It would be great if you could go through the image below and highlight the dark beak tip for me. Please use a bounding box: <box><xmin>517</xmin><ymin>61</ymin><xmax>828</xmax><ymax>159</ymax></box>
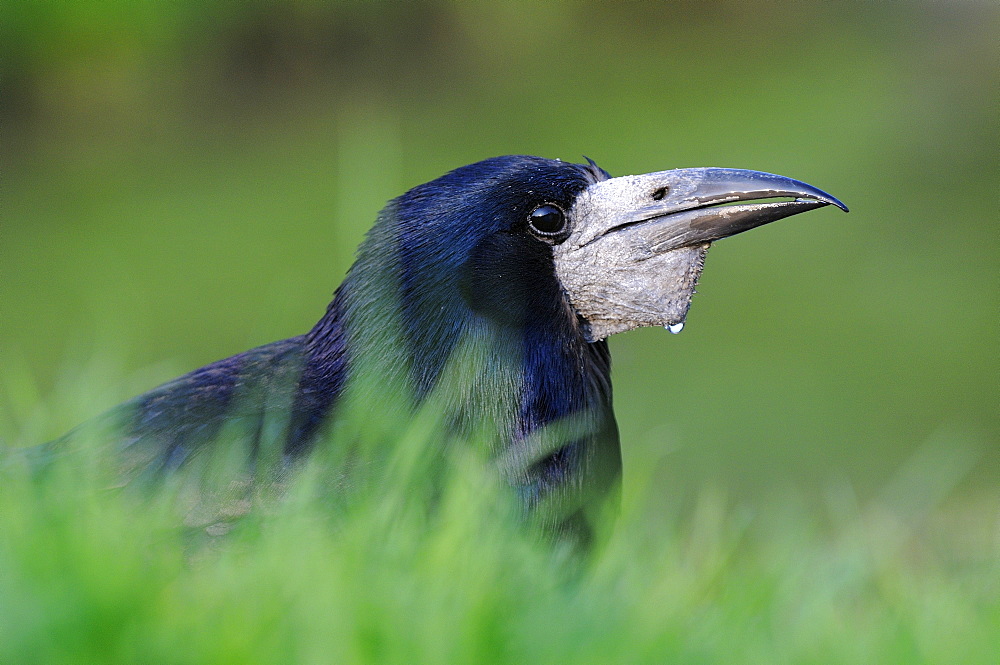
<box><xmin>821</xmin><ymin>196</ymin><xmax>849</xmax><ymax>214</ymax></box>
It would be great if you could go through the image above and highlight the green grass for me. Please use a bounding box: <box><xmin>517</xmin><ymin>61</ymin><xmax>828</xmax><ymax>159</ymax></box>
<box><xmin>2</xmin><ymin>364</ymin><xmax>997</xmax><ymax>665</ymax></box>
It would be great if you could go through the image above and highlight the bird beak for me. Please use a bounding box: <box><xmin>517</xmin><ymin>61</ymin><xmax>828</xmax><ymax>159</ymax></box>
<box><xmin>554</xmin><ymin>168</ymin><xmax>848</xmax><ymax>341</ymax></box>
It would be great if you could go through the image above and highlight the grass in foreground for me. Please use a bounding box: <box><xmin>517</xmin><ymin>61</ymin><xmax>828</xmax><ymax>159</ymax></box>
<box><xmin>1</xmin><ymin>362</ymin><xmax>997</xmax><ymax>665</ymax></box>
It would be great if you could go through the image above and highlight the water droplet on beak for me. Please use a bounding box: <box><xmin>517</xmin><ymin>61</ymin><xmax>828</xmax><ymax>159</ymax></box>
<box><xmin>666</xmin><ymin>322</ymin><xmax>684</xmax><ymax>334</ymax></box>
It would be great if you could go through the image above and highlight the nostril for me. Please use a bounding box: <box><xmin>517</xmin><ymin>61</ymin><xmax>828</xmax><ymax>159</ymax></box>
<box><xmin>652</xmin><ymin>187</ymin><xmax>668</xmax><ymax>201</ymax></box>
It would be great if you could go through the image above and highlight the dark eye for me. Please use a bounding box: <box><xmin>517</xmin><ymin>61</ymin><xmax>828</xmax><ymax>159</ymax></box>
<box><xmin>528</xmin><ymin>204</ymin><xmax>567</xmax><ymax>238</ymax></box>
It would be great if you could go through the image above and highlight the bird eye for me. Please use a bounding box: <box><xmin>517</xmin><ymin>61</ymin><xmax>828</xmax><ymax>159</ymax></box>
<box><xmin>528</xmin><ymin>204</ymin><xmax>567</xmax><ymax>239</ymax></box>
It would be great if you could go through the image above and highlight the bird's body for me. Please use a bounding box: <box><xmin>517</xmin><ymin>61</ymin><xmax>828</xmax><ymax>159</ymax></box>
<box><xmin>48</xmin><ymin>155</ymin><xmax>845</xmax><ymax>538</ymax></box>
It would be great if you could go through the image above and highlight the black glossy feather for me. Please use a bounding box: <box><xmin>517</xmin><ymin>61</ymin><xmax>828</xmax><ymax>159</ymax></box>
<box><xmin>44</xmin><ymin>156</ymin><xmax>622</xmax><ymax>537</ymax></box>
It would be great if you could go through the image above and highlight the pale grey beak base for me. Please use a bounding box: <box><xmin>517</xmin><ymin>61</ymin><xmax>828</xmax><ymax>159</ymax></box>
<box><xmin>554</xmin><ymin>167</ymin><xmax>847</xmax><ymax>342</ymax></box>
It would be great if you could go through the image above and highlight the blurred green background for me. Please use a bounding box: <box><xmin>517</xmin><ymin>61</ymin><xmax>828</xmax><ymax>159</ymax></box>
<box><xmin>2</xmin><ymin>0</ymin><xmax>997</xmax><ymax>504</ymax></box>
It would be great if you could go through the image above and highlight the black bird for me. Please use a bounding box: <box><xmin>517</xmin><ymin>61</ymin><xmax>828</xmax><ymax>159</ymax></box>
<box><xmin>51</xmin><ymin>156</ymin><xmax>846</xmax><ymax>537</ymax></box>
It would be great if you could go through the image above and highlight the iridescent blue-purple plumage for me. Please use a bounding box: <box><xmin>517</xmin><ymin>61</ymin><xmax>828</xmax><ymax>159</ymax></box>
<box><xmin>62</xmin><ymin>156</ymin><xmax>622</xmax><ymax>535</ymax></box>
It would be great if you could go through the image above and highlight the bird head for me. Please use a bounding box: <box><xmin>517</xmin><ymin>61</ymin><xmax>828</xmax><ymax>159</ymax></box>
<box><xmin>347</xmin><ymin>155</ymin><xmax>846</xmax><ymax>349</ymax></box>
